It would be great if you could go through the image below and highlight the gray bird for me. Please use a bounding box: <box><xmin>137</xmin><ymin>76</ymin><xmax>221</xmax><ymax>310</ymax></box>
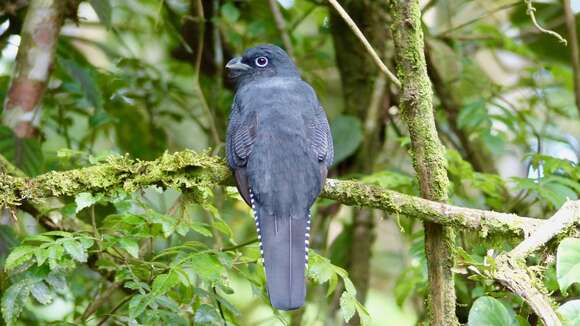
<box><xmin>225</xmin><ymin>44</ymin><xmax>333</xmax><ymax>310</ymax></box>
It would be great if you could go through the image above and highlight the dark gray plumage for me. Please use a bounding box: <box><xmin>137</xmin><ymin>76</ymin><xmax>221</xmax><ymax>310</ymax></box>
<box><xmin>225</xmin><ymin>44</ymin><xmax>333</xmax><ymax>310</ymax></box>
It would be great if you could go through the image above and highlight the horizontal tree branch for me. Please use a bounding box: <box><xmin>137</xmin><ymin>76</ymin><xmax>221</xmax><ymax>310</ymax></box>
<box><xmin>0</xmin><ymin>150</ymin><xmax>544</xmax><ymax>236</ymax></box>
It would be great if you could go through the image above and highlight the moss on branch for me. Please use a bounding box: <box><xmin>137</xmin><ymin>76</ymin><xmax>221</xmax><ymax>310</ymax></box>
<box><xmin>0</xmin><ymin>150</ymin><xmax>542</xmax><ymax>236</ymax></box>
<box><xmin>0</xmin><ymin>150</ymin><xmax>230</xmax><ymax>204</ymax></box>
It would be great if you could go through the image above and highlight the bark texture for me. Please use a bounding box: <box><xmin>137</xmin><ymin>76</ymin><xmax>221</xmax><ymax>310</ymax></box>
<box><xmin>0</xmin><ymin>150</ymin><xmax>542</xmax><ymax>235</ymax></box>
<box><xmin>2</xmin><ymin>0</ymin><xmax>68</xmax><ymax>138</ymax></box>
<box><xmin>389</xmin><ymin>1</ymin><xmax>458</xmax><ymax>325</ymax></box>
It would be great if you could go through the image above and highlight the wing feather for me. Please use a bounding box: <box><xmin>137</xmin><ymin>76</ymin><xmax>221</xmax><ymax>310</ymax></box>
<box><xmin>226</xmin><ymin>100</ymin><xmax>257</xmax><ymax>205</ymax></box>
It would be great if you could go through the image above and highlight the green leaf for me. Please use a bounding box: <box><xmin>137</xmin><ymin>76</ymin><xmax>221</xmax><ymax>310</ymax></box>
<box><xmin>46</xmin><ymin>272</ymin><xmax>67</xmax><ymax>295</ymax></box>
<box><xmin>118</xmin><ymin>238</ymin><xmax>140</xmax><ymax>258</ymax></box>
<box><xmin>210</xmin><ymin>217</ymin><xmax>233</xmax><ymax>239</ymax></box>
<box><xmin>79</xmin><ymin>237</ymin><xmax>94</xmax><ymax>250</ymax></box>
<box><xmin>152</xmin><ymin>272</ymin><xmax>179</xmax><ymax>295</ymax></box>
<box><xmin>47</xmin><ymin>245</ymin><xmax>65</xmax><ymax>270</ymax></box>
<box><xmin>457</xmin><ymin>100</ymin><xmax>489</xmax><ymax>131</ymax></box>
<box><xmin>60</xmin><ymin>58</ymin><xmax>103</xmax><ymax>111</ymax></box>
<box><xmin>362</xmin><ymin>171</ymin><xmax>414</xmax><ymax>192</ymax></box>
<box><xmin>1</xmin><ymin>281</ymin><xmax>30</xmax><ymax>325</ymax></box>
<box><xmin>190</xmin><ymin>222</ymin><xmax>213</xmax><ymax>238</ymax></box>
<box><xmin>354</xmin><ymin>300</ymin><xmax>371</xmax><ymax>326</ymax></box>
<box><xmin>307</xmin><ymin>252</ymin><xmax>335</xmax><ymax>284</ymax></box>
<box><xmin>146</xmin><ymin>212</ymin><xmax>176</xmax><ymax>237</ymax></box>
<box><xmin>62</xmin><ymin>239</ymin><xmax>88</xmax><ymax>262</ymax></box>
<box><xmin>75</xmin><ymin>192</ymin><xmax>97</xmax><ymax>213</ymax></box>
<box><xmin>557</xmin><ymin>238</ymin><xmax>580</xmax><ymax>293</ymax></box>
<box><xmin>128</xmin><ymin>294</ymin><xmax>147</xmax><ymax>319</ymax></box>
<box><xmin>221</xmin><ymin>2</ymin><xmax>240</xmax><ymax>23</ymax></box>
<box><xmin>4</xmin><ymin>246</ymin><xmax>36</xmax><ymax>271</ymax></box>
<box><xmin>467</xmin><ymin>296</ymin><xmax>517</xmax><ymax>326</ymax></box>
<box><xmin>558</xmin><ymin>300</ymin><xmax>580</xmax><ymax>326</ymax></box>
<box><xmin>339</xmin><ymin>292</ymin><xmax>356</xmax><ymax>323</ymax></box>
<box><xmin>34</xmin><ymin>248</ymin><xmax>49</xmax><ymax>267</ymax></box>
<box><xmin>89</xmin><ymin>0</ymin><xmax>112</xmax><ymax>27</ymax></box>
<box><xmin>0</xmin><ymin>225</ymin><xmax>18</xmax><ymax>251</ymax></box>
<box><xmin>539</xmin><ymin>181</ymin><xmax>577</xmax><ymax>208</ymax></box>
<box><xmin>189</xmin><ymin>254</ymin><xmax>225</xmax><ymax>282</ymax></box>
<box><xmin>394</xmin><ymin>269</ymin><xmax>417</xmax><ymax>307</ymax></box>
<box><xmin>0</xmin><ymin>126</ymin><xmax>44</xmax><ymax>176</ymax></box>
<box><xmin>342</xmin><ymin>277</ymin><xmax>357</xmax><ymax>297</ymax></box>
<box><xmin>194</xmin><ymin>304</ymin><xmax>221</xmax><ymax>325</ymax></box>
<box><xmin>330</xmin><ymin>115</ymin><xmax>363</xmax><ymax>165</ymax></box>
<box><xmin>43</xmin><ymin>231</ymin><xmax>73</xmax><ymax>237</ymax></box>
<box><xmin>30</xmin><ymin>281</ymin><xmax>52</xmax><ymax>305</ymax></box>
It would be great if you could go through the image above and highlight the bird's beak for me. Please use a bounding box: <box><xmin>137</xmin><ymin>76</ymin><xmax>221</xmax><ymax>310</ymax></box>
<box><xmin>226</xmin><ymin>57</ymin><xmax>251</xmax><ymax>71</ymax></box>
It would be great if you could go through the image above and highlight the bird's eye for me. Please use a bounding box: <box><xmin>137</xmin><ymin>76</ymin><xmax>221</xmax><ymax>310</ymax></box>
<box><xmin>255</xmin><ymin>56</ymin><xmax>268</xmax><ymax>67</ymax></box>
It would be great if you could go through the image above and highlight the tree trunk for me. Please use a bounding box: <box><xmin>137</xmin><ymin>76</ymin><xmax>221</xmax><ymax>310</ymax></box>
<box><xmin>389</xmin><ymin>1</ymin><xmax>458</xmax><ymax>325</ymax></box>
<box><xmin>2</xmin><ymin>0</ymin><xmax>69</xmax><ymax>139</ymax></box>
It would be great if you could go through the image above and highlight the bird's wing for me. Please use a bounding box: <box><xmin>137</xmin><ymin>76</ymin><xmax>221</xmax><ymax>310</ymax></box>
<box><xmin>304</xmin><ymin>104</ymin><xmax>333</xmax><ymax>192</ymax></box>
<box><xmin>309</xmin><ymin>105</ymin><xmax>334</xmax><ymax>166</ymax></box>
<box><xmin>226</xmin><ymin>101</ymin><xmax>257</xmax><ymax>206</ymax></box>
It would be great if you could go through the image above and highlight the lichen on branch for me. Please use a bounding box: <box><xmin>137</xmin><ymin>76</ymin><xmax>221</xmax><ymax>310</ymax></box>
<box><xmin>1</xmin><ymin>150</ymin><xmax>541</xmax><ymax>237</ymax></box>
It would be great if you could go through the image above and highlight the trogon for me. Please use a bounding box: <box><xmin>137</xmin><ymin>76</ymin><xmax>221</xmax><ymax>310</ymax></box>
<box><xmin>225</xmin><ymin>44</ymin><xmax>333</xmax><ymax>310</ymax></box>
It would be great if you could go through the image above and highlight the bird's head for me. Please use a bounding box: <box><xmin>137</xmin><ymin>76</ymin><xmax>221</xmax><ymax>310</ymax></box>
<box><xmin>226</xmin><ymin>44</ymin><xmax>299</xmax><ymax>87</ymax></box>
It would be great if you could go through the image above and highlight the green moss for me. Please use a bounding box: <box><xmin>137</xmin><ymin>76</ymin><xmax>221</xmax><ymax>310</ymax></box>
<box><xmin>389</xmin><ymin>0</ymin><xmax>456</xmax><ymax>324</ymax></box>
<box><xmin>0</xmin><ymin>150</ymin><xmax>231</xmax><ymax>209</ymax></box>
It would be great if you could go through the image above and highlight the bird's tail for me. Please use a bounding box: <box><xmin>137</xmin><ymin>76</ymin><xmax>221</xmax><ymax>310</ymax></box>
<box><xmin>253</xmin><ymin>204</ymin><xmax>310</xmax><ymax>310</ymax></box>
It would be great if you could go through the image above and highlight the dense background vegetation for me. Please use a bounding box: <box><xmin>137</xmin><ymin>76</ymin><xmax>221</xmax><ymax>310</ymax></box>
<box><xmin>0</xmin><ymin>0</ymin><xmax>579</xmax><ymax>325</ymax></box>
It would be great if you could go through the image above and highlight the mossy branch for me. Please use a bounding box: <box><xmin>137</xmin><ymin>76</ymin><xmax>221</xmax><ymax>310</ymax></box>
<box><xmin>489</xmin><ymin>201</ymin><xmax>580</xmax><ymax>326</ymax></box>
<box><xmin>1</xmin><ymin>150</ymin><xmax>542</xmax><ymax>236</ymax></box>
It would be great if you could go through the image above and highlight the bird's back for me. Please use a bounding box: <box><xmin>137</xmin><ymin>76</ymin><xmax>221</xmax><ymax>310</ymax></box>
<box><xmin>238</xmin><ymin>78</ymin><xmax>323</xmax><ymax>217</ymax></box>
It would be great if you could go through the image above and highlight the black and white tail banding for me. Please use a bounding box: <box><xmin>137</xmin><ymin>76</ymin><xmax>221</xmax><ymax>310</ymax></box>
<box><xmin>249</xmin><ymin>188</ymin><xmax>309</xmax><ymax>310</ymax></box>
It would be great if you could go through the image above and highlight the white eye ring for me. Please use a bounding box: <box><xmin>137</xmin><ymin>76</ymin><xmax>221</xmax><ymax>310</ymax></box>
<box><xmin>255</xmin><ymin>56</ymin><xmax>268</xmax><ymax>67</ymax></box>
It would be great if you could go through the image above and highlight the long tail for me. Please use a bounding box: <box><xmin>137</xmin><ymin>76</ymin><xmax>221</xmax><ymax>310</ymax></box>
<box><xmin>252</xmin><ymin>201</ymin><xmax>310</xmax><ymax>310</ymax></box>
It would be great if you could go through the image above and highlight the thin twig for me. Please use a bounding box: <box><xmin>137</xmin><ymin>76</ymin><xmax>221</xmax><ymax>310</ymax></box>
<box><xmin>438</xmin><ymin>1</ymin><xmax>520</xmax><ymax>36</ymax></box>
<box><xmin>192</xmin><ymin>0</ymin><xmax>221</xmax><ymax>146</ymax></box>
<box><xmin>290</xmin><ymin>4</ymin><xmax>317</xmax><ymax>32</ymax></box>
<box><xmin>221</xmin><ymin>238</ymin><xmax>258</xmax><ymax>251</ymax></box>
<box><xmin>81</xmin><ymin>282</ymin><xmax>122</xmax><ymax>321</ymax></box>
<box><xmin>193</xmin><ymin>0</ymin><xmax>205</xmax><ymax>76</ymax></box>
<box><xmin>326</xmin><ymin>0</ymin><xmax>401</xmax><ymax>88</ymax></box>
<box><xmin>268</xmin><ymin>0</ymin><xmax>294</xmax><ymax>59</ymax></box>
<box><xmin>563</xmin><ymin>0</ymin><xmax>580</xmax><ymax>116</ymax></box>
<box><xmin>96</xmin><ymin>294</ymin><xmax>133</xmax><ymax>326</ymax></box>
<box><xmin>524</xmin><ymin>0</ymin><xmax>567</xmax><ymax>44</ymax></box>
<box><xmin>212</xmin><ymin>286</ymin><xmax>227</xmax><ymax>326</ymax></box>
